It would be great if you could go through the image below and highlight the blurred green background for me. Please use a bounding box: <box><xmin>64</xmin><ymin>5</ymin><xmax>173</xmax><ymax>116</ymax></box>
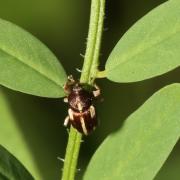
<box><xmin>0</xmin><ymin>0</ymin><xmax>179</xmax><ymax>179</ymax></box>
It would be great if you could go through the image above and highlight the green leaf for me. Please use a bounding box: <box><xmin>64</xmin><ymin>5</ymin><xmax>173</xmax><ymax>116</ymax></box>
<box><xmin>0</xmin><ymin>89</ymin><xmax>43</xmax><ymax>179</ymax></box>
<box><xmin>0</xmin><ymin>145</ymin><xmax>34</xmax><ymax>180</ymax></box>
<box><xmin>84</xmin><ymin>83</ymin><xmax>180</xmax><ymax>180</ymax></box>
<box><xmin>0</xmin><ymin>18</ymin><xmax>67</xmax><ymax>98</ymax></box>
<box><xmin>105</xmin><ymin>0</ymin><xmax>180</xmax><ymax>83</ymax></box>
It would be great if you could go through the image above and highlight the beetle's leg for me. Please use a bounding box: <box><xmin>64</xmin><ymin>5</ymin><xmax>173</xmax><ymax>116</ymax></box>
<box><xmin>64</xmin><ymin>116</ymin><xmax>70</xmax><ymax>126</ymax></box>
<box><xmin>63</xmin><ymin>75</ymin><xmax>75</xmax><ymax>94</ymax></box>
<box><xmin>63</xmin><ymin>97</ymin><xmax>68</xmax><ymax>103</ymax></box>
<box><xmin>93</xmin><ymin>84</ymin><xmax>101</xmax><ymax>97</ymax></box>
<box><xmin>67</xmin><ymin>75</ymin><xmax>75</xmax><ymax>83</ymax></box>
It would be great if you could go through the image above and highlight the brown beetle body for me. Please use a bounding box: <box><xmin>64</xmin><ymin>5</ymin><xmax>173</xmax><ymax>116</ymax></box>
<box><xmin>63</xmin><ymin>76</ymin><xmax>100</xmax><ymax>135</ymax></box>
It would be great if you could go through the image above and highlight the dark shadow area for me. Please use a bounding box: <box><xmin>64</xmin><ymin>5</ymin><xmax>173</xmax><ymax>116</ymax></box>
<box><xmin>2</xmin><ymin>88</ymin><xmax>67</xmax><ymax>180</ymax></box>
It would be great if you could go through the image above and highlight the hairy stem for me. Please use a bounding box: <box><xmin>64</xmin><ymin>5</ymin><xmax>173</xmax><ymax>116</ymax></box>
<box><xmin>80</xmin><ymin>0</ymin><xmax>105</xmax><ymax>84</ymax></box>
<box><xmin>62</xmin><ymin>127</ymin><xmax>82</xmax><ymax>180</ymax></box>
<box><xmin>62</xmin><ymin>0</ymin><xmax>105</xmax><ymax>180</ymax></box>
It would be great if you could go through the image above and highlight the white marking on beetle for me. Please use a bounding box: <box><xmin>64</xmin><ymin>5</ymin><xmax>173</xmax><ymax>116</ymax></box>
<box><xmin>90</xmin><ymin>106</ymin><xmax>96</xmax><ymax>118</ymax></box>
<box><xmin>78</xmin><ymin>102</ymin><xmax>83</xmax><ymax>112</ymax></box>
<box><xmin>80</xmin><ymin>117</ymin><xmax>88</xmax><ymax>135</ymax></box>
<box><xmin>68</xmin><ymin>109</ymin><xmax>74</xmax><ymax>120</ymax></box>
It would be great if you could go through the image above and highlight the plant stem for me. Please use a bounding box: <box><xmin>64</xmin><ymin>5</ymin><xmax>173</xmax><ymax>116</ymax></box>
<box><xmin>61</xmin><ymin>0</ymin><xmax>105</xmax><ymax>180</ymax></box>
<box><xmin>80</xmin><ymin>0</ymin><xmax>105</xmax><ymax>84</ymax></box>
<box><xmin>62</xmin><ymin>127</ymin><xmax>82</xmax><ymax>180</ymax></box>
<box><xmin>96</xmin><ymin>70</ymin><xmax>106</xmax><ymax>78</ymax></box>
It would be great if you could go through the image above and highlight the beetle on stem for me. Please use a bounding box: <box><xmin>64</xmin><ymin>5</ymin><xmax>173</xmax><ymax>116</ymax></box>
<box><xmin>63</xmin><ymin>75</ymin><xmax>100</xmax><ymax>135</ymax></box>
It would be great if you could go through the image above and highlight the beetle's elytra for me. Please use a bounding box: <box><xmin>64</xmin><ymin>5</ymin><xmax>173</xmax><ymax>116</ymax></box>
<box><xmin>63</xmin><ymin>75</ymin><xmax>100</xmax><ymax>135</ymax></box>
